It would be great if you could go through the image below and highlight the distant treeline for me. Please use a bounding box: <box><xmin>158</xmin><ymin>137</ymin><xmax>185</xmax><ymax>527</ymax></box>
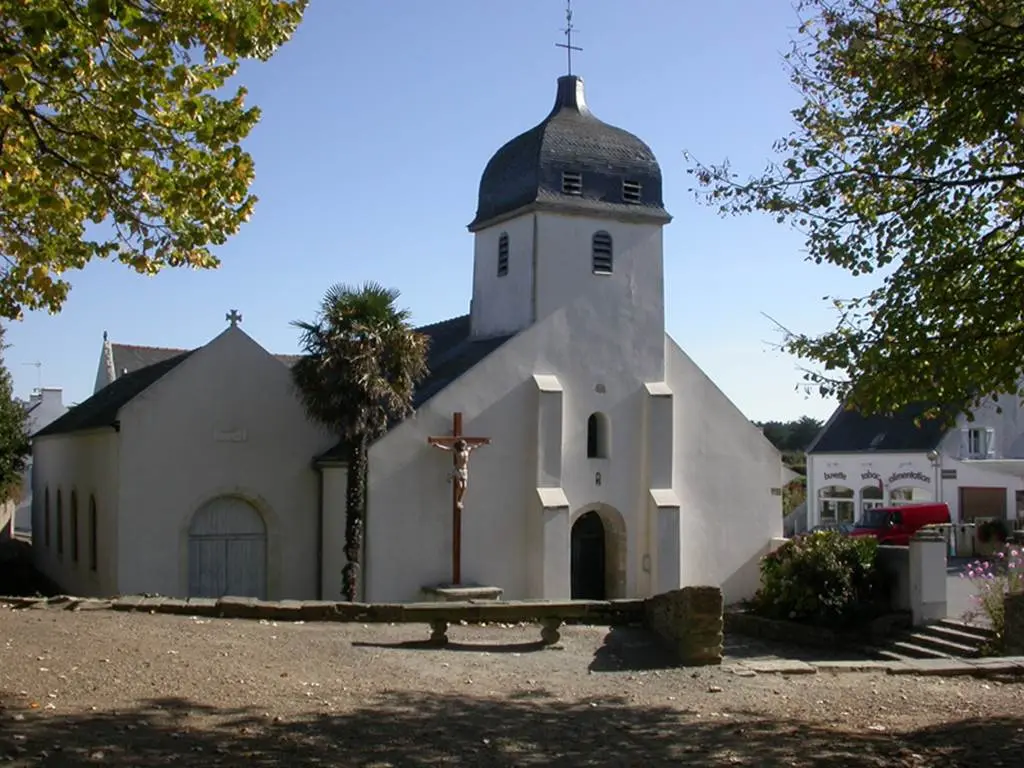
<box><xmin>754</xmin><ymin>416</ymin><xmax>823</xmax><ymax>454</ymax></box>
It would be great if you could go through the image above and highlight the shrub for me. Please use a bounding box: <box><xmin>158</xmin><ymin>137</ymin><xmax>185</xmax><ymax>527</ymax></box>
<box><xmin>751</xmin><ymin>530</ymin><xmax>888</xmax><ymax>628</ymax></box>
<box><xmin>977</xmin><ymin>519</ymin><xmax>1009</xmax><ymax>545</ymax></box>
<box><xmin>962</xmin><ymin>548</ymin><xmax>1024</xmax><ymax>652</ymax></box>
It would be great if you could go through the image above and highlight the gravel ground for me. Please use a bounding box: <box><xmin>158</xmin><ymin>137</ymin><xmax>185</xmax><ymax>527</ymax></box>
<box><xmin>1</xmin><ymin>606</ymin><xmax>1023</xmax><ymax>766</ymax></box>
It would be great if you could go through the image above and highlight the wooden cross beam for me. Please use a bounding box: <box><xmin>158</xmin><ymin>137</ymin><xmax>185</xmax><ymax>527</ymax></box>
<box><xmin>427</xmin><ymin>412</ymin><xmax>491</xmax><ymax>586</ymax></box>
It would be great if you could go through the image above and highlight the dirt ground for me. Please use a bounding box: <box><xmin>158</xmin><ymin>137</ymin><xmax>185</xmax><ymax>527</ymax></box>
<box><xmin>1</xmin><ymin>606</ymin><xmax>1023</xmax><ymax>766</ymax></box>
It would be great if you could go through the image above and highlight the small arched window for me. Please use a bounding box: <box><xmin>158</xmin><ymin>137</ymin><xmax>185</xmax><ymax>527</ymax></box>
<box><xmin>592</xmin><ymin>231</ymin><xmax>613</xmax><ymax>274</ymax></box>
<box><xmin>70</xmin><ymin>491</ymin><xmax>79</xmax><ymax>563</ymax></box>
<box><xmin>56</xmin><ymin>490</ymin><xmax>64</xmax><ymax>557</ymax></box>
<box><xmin>43</xmin><ymin>487</ymin><xmax>51</xmax><ymax>547</ymax></box>
<box><xmin>587</xmin><ymin>412</ymin><xmax>611</xmax><ymax>459</ymax></box>
<box><xmin>88</xmin><ymin>495</ymin><xmax>98</xmax><ymax>572</ymax></box>
<box><xmin>497</xmin><ymin>232</ymin><xmax>509</xmax><ymax>277</ymax></box>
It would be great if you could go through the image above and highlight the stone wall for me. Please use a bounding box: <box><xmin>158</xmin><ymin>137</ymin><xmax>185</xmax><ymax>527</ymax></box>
<box><xmin>1006</xmin><ymin>592</ymin><xmax>1024</xmax><ymax>656</ymax></box>
<box><xmin>644</xmin><ymin>586</ymin><xmax>723</xmax><ymax>666</ymax></box>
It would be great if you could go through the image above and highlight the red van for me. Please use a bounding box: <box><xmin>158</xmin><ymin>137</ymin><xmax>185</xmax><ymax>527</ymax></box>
<box><xmin>849</xmin><ymin>503</ymin><xmax>951</xmax><ymax>546</ymax></box>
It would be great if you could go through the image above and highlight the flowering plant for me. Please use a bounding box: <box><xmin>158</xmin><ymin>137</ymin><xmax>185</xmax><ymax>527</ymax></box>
<box><xmin>962</xmin><ymin>547</ymin><xmax>1023</xmax><ymax>650</ymax></box>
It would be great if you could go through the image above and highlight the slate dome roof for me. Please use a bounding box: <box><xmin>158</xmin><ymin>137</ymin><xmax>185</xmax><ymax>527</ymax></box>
<box><xmin>469</xmin><ymin>75</ymin><xmax>671</xmax><ymax>231</ymax></box>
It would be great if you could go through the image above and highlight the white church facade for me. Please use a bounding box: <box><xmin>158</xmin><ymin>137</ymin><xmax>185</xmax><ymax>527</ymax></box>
<box><xmin>31</xmin><ymin>74</ymin><xmax>785</xmax><ymax>605</ymax></box>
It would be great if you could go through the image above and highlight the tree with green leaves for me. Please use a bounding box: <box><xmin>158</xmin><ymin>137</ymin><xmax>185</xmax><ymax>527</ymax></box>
<box><xmin>688</xmin><ymin>0</ymin><xmax>1024</xmax><ymax>420</ymax></box>
<box><xmin>0</xmin><ymin>326</ymin><xmax>30</xmax><ymax>505</ymax></box>
<box><xmin>0</xmin><ymin>0</ymin><xmax>308</xmax><ymax>319</ymax></box>
<box><xmin>292</xmin><ymin>283</ymin><xmax>429</xmax><ymax>601</ymax></box>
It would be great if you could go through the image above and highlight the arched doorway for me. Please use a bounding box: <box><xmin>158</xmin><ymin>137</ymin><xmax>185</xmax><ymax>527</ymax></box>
<box><xmin>571</xmin><ymin>511</ymin><xmax>606</xmax><ymax>599</ymax></box>
<box><xmin>188</xmin><ymin>496</ymin><xmax>267</xmax><ymax>599</ymax></box>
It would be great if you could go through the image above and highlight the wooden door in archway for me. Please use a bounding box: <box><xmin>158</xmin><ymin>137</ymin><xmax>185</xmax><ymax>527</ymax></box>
<box><xmin>571</xmin><ymin>511</ymin><xmax>606</xmax><ymax>600</ymax></box>
<box><xmin>188</xmin><ymin>496</ymin><xmax>267</xmax><ymax>599</ymax></box>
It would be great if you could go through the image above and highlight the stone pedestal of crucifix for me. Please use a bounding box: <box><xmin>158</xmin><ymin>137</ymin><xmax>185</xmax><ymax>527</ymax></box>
<box><xmin>421</xmin><ymin>412</ymin><xmax>504</xmax><ymax>609</ymax></box>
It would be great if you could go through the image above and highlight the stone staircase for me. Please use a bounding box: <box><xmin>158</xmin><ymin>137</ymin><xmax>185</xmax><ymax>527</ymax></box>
<box><xmin>869</xmin><ymin>619</ymin><xmax>996</xmax><ymax>661</ymax></box>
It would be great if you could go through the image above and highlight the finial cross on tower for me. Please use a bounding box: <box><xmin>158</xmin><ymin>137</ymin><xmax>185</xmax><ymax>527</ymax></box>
<box><xmin>226</xmin><ymin>309</ymin><xmax>243</xmax><ymax>327</ymax></box>
<box><xmin>555</xmin><ymin>0</ymin><xmax>582</xmax><ymax>76</ymax></box>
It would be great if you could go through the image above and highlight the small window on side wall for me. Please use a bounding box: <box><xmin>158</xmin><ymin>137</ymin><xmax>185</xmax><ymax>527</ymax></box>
<box><xmin>592</xmin><ymin>231</ymin><xmax>613</xmax><ymax>274</ymax></box>
<box><xmin>88</xmin><ymin>495</ymin><xmax>98</xmax><ymax>572</ymax></box>
<box><xmin>44</xmin><ymin>487</ymin><xmax>51</xmax><ymax>547</ymax></box>
<box><xmin>587</xmin><ymin>412</ymin><xmax>610</xmax><ymax>459</ymax></box>
<box><xmin>497</xmin><ymin>232</ymin><xmax>509</xmax><ymax>277</ymax></box>
<box><xmin>56</xmin><ymin>490</ymin><xmax>64</xmax><ymax>557</ymax></box>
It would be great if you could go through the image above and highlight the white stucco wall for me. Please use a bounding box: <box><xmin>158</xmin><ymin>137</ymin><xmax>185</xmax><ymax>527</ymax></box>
<box><xmin>115</xmin><ymin>327</ymin><xmax>335</xmax><ymax>600</ymax></box>
<box><xmin>665</xmin><ymin>338</ymin><xmax>783</xmax><ymax>604</ymax></box>
<box><xmin>470</xmin><ymin>212</ymin><xmax>666</xmax><ymax>383</ymax></box>
<box><xmin>15</xmin><ymin>388</ymin><xmax>68</xmax><ymax>533</ymax></box>
<box><xmin>31</xmin><ymin>430</ymin><xmax>120</xmax><ymax>597</ymax></box>
<box><xmin>363</xmin><ymin>278</ymin><xmax>782</xmax><ymax>603</ymax></box>
<box><xmin>471</xmin><ymin>214</ymin><xmax>536</xmax><ymax>338</ymax></box>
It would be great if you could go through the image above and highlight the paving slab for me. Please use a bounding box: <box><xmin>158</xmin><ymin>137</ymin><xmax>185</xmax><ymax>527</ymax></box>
<box><xmin>810</xmin><ymin>660</ymin><xmax>892</xmax><ymax>674</ymax></box>
<box><xmin>741</xmin><ymin>659</ymin><xmax>817</xmax><ymax>675</ymax></box>
<box><xmin>886</xmin><ymin>657</ymin><xmax>977</xmax><ymax>676</ymax></box>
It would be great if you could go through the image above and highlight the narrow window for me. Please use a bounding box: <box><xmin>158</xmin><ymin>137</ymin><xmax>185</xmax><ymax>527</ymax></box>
<box><xmin>88</xmin><ymin>495</ymin><xmax>98</xmax><ymax>572</ymax></box>
<box><xmin>43</xmin><ymin>488</ymin><xmax>51</xmax><ymax>547</ymax></box>
<box><xmin>592</xmin><ymin>231</ymin><xmax>613</xmax><ymax>274</ymax></box>
<box><xmin>497</xmin><ymin>232</ymin><xmax>509</xmax><ymax>277</ymax></box>
<box><xmin>56</xmin><ymin>490</ymin><xmax>63</xmax><ymax>557</ymax></box>
<box><xmin>622</xmin><ymin>180</ymin><xmax>642</xmax><ymax>203</ymax></box>
<box><xmin>561</xmin><ymin>171</ymin><xmax>582</xmax><ymax>195</ymax></box>
<box><xmin>587</xmin><ymin>412</ymin><xmax>610</xmax><ymax>459</ymax></box>
<box><xmin>70</xmin><ymin>491</ymin><xmax>79</xmax><ymax>563</ymax></box>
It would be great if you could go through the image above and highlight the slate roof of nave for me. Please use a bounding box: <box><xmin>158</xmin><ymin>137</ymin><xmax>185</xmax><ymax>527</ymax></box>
<box><xmin>807</xmin><ymin>401</ymin><xmax>951</xmax><ymax>454</ymax></box>
<box><xmin>109</xmin><ymin>343</ymin><xmax>300</xmax><ymax>377</ymax></box>
<box><xmin>36</xmin><ymin>315</ymin><xmax>512</xmax><ymax>444</ymax></box>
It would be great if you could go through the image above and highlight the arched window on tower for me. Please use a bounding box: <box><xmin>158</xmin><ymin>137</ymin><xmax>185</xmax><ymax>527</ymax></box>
<box><xmin>497</xmin><ymin>232</ymin><xmax>509</xmax><ymax>277</ymax></box>
<box><xmin>587</xmin><ymin>412</ymin><xmax>610</xmax><ymax>459</ymax></box>
<box><xmin>592</xmin><ymin>231</ymin><xmax>613</xmax><ymax>275</ymax></box>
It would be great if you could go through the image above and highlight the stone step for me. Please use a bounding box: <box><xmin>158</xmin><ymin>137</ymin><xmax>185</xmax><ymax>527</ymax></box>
<box><xmin>873</xmin><ymin>647</ymin><xmax>914</xmax><ymax>662</ymax></box>
<box><xmin>886</xmin><ymin>640</ymin><xmax>952</xmax><ymax>660</ymax></box>
<box><xmin>936</xmin><ymin>617</ymin><xmax>996</xmax><ymax>640</ymax></box>
<box><xmin>903</xmin><ymin>631</ymin><xmax>983</xmax><ymax>658</ymax></box>
<box><xmin>921</xmin><ymin>623</ymin><xmax>989</xmax><ymax>650</ymax></box>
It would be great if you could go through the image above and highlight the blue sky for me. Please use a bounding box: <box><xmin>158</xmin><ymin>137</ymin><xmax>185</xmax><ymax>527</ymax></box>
<box><xmin>6</xmin><ymin>0</ymin><xmax>868</xmax><ymax>421</ymax></box>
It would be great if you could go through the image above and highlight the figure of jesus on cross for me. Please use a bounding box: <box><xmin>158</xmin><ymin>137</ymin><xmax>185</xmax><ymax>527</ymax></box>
<box><xmin>428</xmin><ymin>412</ymin><xmax>490</xmax><ymax>585</ymax></box>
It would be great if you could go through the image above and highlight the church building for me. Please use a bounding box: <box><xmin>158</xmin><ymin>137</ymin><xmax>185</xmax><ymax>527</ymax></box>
<box><xmin>30</xmin><ymin>73</ymin><xmax>785</xmax><ymax>605</ymax></box>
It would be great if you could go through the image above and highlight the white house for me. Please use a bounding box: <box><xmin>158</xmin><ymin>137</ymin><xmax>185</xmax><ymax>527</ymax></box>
<box><xmin>31</xmin><ymin>74</ymin><xmax>785</xmax><ymax>604</ymax></box>
<box><xmin>0</xmin><ymin>387</ymin><xmax>67</xmax><ymax>539</ymax></box>
<box><xmin>807</xmin><ymin>397</ymin><xmax>1024</xmax><ymax>527</ymax></box>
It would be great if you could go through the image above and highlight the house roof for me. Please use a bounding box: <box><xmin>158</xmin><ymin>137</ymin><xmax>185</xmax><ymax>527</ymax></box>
<box><xmin>35</xmin><ymin>351</ymin><xmax>194</xmax><ymax>438</ymax></box>
<box><xmin>316</xmin><ymin>314</ymin><xmax>513</xmax><ymax>462</ymax></box>
<box><xmin>808</xmin><ymin>401</ymin><xmax>951</xmax><ymax>454</ymax></box>
<box><xmin>469</xmin><ymin>76</ymin><xmax>670</xmax><ymax>231</ymax></box>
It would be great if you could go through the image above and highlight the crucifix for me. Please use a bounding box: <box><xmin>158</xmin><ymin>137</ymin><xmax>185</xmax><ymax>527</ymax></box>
<box><xmin>555</xmin><ymin>0</ymin><xmax>583</xmax><ymax>76</ymax></box>
<box><xmin>427</xmin><ymin>412</ymin><xmax>491</xmax><ymax>585</ymax></box>
<box><xmin>226</xmin><ymin>309</ymin><xmax>243</xmax><ymax>327</ymax></box>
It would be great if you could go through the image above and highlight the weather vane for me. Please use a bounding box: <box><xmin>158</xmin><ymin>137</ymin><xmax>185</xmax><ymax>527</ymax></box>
<box><xmin>555</xmin><ymin>0</ymin><xmax>582</xmax><ymax>76</ymax></box>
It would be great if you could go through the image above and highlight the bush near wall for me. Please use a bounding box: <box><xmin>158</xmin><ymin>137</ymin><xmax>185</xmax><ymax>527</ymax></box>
<box><xmin>750</xmin><ymin>531</ymin><xmax>890</xmax><ymax>629</ymax></box>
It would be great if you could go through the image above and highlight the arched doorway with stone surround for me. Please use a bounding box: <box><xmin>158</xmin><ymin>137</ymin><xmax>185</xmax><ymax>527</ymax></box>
<box><xmin>570</xmin><ymin>504</ymin><xmax>627</xmax><ymax>600</ymax></box>
<box><xmin>187</xmin><ymin>496</ymin><xmax>267</xmax><ymax>600</ymax></box>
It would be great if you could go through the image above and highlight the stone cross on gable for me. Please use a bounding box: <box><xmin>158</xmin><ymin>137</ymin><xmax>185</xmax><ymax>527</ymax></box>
<box><xmin>226</xmin><ymin>309</ymin><xmax>243</xmax><ymax>327</ymax></box>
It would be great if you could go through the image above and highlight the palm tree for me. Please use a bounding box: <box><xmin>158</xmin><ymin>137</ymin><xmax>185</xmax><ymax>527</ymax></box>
<box><xmin>292</xmin><ymin>282</ymin><xmax>429</xmax><ymax>601</ymax></box>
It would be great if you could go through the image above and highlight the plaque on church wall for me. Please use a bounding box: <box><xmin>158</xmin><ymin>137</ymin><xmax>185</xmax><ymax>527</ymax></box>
<box><xmin>214</xmin><ymin>429</ymin><xmax>247</xmax><ymax>443</ymax></box>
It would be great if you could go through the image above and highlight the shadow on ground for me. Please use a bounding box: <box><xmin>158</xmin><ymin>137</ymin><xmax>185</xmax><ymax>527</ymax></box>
<box><xmin>1</xmin><ymin>691</ymin><xmax>1022</xmax><ymax>766</ymax></box>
